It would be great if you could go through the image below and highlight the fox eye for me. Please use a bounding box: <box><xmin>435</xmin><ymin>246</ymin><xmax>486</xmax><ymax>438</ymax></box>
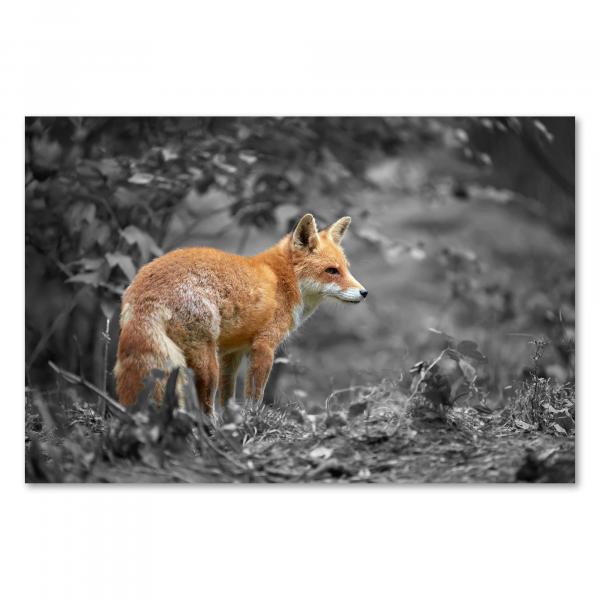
<box><xmin>325</xmin><ymin>267</ymin><xmax>340</xmax><ymax>275</ymax></box>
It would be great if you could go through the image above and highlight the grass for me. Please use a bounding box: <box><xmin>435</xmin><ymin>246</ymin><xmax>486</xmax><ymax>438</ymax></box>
<box><xmin>25</xmin><ymin>370</ymin><xmax>575</xmax><ymax>484</ymax></box>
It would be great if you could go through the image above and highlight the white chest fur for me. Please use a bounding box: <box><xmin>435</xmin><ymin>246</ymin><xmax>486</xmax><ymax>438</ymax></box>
<box><xmin>291</xmin><ymin>289</ymin><xmax>323</xmax><ymax>332</ymax></box>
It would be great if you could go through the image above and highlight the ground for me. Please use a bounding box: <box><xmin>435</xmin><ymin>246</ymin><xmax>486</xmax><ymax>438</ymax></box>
<box><xmin>25</xmin><ymin>381</ymin><xmax>575</xmax><ymax>484</ymax></box>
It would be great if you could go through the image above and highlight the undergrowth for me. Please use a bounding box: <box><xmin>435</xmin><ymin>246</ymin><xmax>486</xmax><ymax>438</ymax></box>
<box><xmin>25</xmin><ymin>358</ymin><xmax>575</xmax><ymax>483</ymax></box>
<box><xmin>508</xmin><ymin>376</ymin><xmax>575</xmax><ymax>434</ymax></box>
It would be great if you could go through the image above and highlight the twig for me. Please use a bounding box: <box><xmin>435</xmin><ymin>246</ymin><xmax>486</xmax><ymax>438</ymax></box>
<box><xmin>99</xmin><ymin>316</ymin><xmax>111</xmax><ymax>418</ymax></box>
<box><xmin>201</xmin><ymin>433</ymin><xmax>251</xmax><ymax>475</ymax></box>
<box><xmin>325</xmin><ymin>385</ymin><xmax>372</xmax><ymax>413</ymax></box>
<box><xmin>385</xmin><ymin>348</ymin><xmax>453</xmax><ymax>439</ymax></box>
<box><xmin>48</xmin><ymin>360</ymin><xmax>132</xmax><ymax>421</ymax></box>
<box><xmin>407</xmin><ymin>348</ymin><xmax>450</xmax><ymax>404</ymax></box>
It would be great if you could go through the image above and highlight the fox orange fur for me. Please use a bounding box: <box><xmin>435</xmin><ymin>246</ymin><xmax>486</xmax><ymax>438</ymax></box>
<box><xmin>114</xmin><ymin>214</ymin><xmax>367</xmax><ymax>411</ymax></box>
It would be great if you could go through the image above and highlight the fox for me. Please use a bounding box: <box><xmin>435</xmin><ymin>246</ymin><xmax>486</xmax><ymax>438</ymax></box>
<box><xmin>114</xmin><ymin>213</ymin><xmax>368</xmax><ymax>411</ymax></box>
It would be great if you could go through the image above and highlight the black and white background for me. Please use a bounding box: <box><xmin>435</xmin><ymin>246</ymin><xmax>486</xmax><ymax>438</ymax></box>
<box><xmin>24</xmin><ymin>115</ymin><xmax>575</xmax><ymax>485</ymax></box>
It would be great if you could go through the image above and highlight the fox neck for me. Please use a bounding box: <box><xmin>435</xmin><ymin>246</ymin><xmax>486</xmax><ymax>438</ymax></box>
<box><xmin>256</xmin><ymin>236</ymin><xmax>325</xmax><ymax>331</ymax></box>
<box><xmin>292</xmin><ymin>282</ymin><xmax>324</xmax><ymax>330</ymax></box>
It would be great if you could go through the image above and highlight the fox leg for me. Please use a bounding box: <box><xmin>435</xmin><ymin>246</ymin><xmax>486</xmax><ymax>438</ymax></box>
<box><xmin>218</xmin><ymin>351</ymin><xmax>244</xmax><ymax>406</ymax></box>
<box><xmin>185</xmin><ymin>341</ymin><xmax>219</xmax><ymax>413</ymax></box>
<box><xmin>244</xmin><ymin>341</ymin><xmax>275</xmax><ymax>404</ymax></box>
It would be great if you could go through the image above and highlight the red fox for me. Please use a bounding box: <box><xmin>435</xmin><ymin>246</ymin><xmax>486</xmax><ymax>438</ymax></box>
<box><xmin>114</xmin><ymin>213</ymin><xmax>367</xmax><ymax>411</ymax></box>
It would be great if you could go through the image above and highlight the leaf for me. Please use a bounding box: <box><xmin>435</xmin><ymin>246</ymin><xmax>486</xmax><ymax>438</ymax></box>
<box><xmin>64</xmin><ymin>201</ymin><xmax>96</xmax><ymax>235</ymax></box>
<box><xmin>445</xmin><ymin>348</ymin><xmax>461</xmax><ymax>360</ymax></box>
<box><xmin>553</xmin><ymin>423</ymin><xmax>567</xmax><ymax>435</ymax></box>
<box><xmin>287</xmin><ymin>408</ymin><xmax>306</xmax><ymax>425</ymax></box>
<box><xmin>128</xmin><ymin>172</ymin><xmax>154</xmax><ymax>185</ymax></box>
<box><xmin>80</xmin><ymin>220</ymin><xmax>105</xmax><ymax>252</ymax></box>
<box><xmin>409</xmin><ymin>247</ymin><xmax>426</xmax><ymax>261</ymax></box>
<box><xmin>139</xmin><ymin>446</ymin><xmax>162</xmax><ymax>469</ymax></box>
<box><xmin>66</xmin><ymin>271</ymin><xmax>102</xmax><ymax>286</ymax></box>
<box><xmin>533</xmin><ymin>120</ymin><xmax>554</xmax><ymax>143</ymax></box>
<box><xmin>428</xmin><ymin>328</ymin><xmax>455</xmax><ymax>343</ymax></box>
<box><xmin>325</xmin><ymin>412</ymin><xmax>347</xmax><ymax>429</ymax></box>
<box><xmin>239</xmin><ymin>151</ymin><xmax>257</xmax><ymax>164</ymax></box>
<box><xmin>76</xmin><ymin>162</ymin><xmax>104</xmax><ymax>181</ymax></box>
<box><xmin>95</xmin><ymin>222</ymin><xmax>111</xmax><ymax>247</ymax></box>
<box><xmin>457</xmin><ymin>340</ymin><xmax>487</xmax><ymax>363</ymax></box>
<box><xmin>554</xmin><ymin>414</ymin><xmax>575</xmax><ymax>433</ymax></box>
<box><xmin>114</xmin><ymin>186</ymin><xmax>140</xmax><ymax>209</ymax></box>
<box><xmin>348</xmin><ymin>400</ymin><xmax>368</xmax><ymax>419</ymax></box>
<box><xmin>160</xmin><ymin>147</ymin><xmax>179</xmax><ymax>161</ymax></box>
<box><xmin>467</xmin><ymin>184</ymin><xmax>516</xmax><ymax>204</ymax></box>
<box><xmin>514</xmin><ymin>419</ymin><xmax>535</xmax><ymax>431</ymax></box>
<box><xmin>309</xmin><ymin>446</ymin><xmax>333</xmax><ymax>460</ymax></box>
<box><xmin>70</xmin><ymin>257</ymin><xmax>104</xmax><ymax>272</ymax></box>
<box><xmin>478</xmin><ymin>152</ymin><xmax>492</xmax><ymax>166</ymax></box>
<box><xmin>120</xmin><ymin>225</ymin><xmax>163</xmax><ymax>264</ymax></box>
<box><xmin>457</xmin><ymin>359</ymin><xmax>477</xmax><ymax>383</ymax></box>
<box><xmin>97</xmin><ymin>158</ymin><xmax>125</xmax><ymax>181</ymax></box>
<box><xmin>213</xmin><ymin>154</ymin><xmax>237</xmax><ymax>174</ymax></box>
<box><xmin>100</xmin><ymin>299</ymin><xmax>117</xmax><ymax>319</ymax></box>
<box><xmin>32</xmin><ymin>134</ymin><xmax>62</xmax><ymax>170</ymax></box>
<box><xmin>105</xmin><ymin>252</ymin><xmax>137</xmax><ymax>281</ymax></box>
<box><xmin>409</xmin><ymin>361</ymin><xmax>426</xmax><ymax>374</ymax></box>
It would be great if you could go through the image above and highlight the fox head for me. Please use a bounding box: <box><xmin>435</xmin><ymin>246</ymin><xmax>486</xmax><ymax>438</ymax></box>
<box><xmin>290</xmin><ymin>213</ymin><xmax>368</xmax><ymax>304</ymax></box>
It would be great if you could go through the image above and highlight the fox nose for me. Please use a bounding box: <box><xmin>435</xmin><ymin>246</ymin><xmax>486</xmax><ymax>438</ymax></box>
<box><xmin>360</xmin><ymin>289</ymin><xmax>368</xmax><ymax>298</ymax></box>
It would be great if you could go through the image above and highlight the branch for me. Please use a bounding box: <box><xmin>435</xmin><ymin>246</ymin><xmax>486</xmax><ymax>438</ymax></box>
<box><xmin>48</xmin><ymin>361</ymin><xmax>132</xmax><ymax>421</ymax></box>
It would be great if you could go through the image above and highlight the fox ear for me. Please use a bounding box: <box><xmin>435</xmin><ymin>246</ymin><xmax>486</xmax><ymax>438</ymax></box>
<box><xmin>292</xmin><ymin>213</ymin><xmax>319</xmax><ymax>251</ymax></box>
<box><xmin>327</xmin><ymin>216</ymin><xmax>351</xmax><ymax>244</ymax></box>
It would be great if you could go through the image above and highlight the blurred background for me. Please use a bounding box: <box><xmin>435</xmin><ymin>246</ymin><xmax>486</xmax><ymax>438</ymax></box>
<box><xmin>25</xmin><ymin>117</ymin><xmax>575</xmax><ymax>409</ymax></box>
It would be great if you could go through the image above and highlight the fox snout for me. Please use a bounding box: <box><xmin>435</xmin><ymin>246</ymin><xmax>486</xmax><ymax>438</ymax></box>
<box><xmin>335</xmin><ymin>285</ymin><xmax>368</xmax><ymax>303</ymax></box>
<box><xmin>328</xmin><ymin>272</ymin><xmax>368</xmax><ymax>303</ymax></box>
<box><xmin>339</xmin><ymin>273</ymin><xmax>368</xmax><ymax>303</ymax></box>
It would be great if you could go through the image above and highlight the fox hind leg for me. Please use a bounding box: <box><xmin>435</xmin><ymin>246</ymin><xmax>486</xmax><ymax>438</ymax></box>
<box><xmin>185</xmin><ymin>340</ymin><xmax>219</xmax><ymax>413</ymax></box>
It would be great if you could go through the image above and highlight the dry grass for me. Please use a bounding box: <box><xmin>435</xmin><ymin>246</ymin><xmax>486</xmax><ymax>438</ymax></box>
<box><xmin>508</xmin><ymin>376</ymin><xmax>575</xmax><ymax>434</ymax></box>
<box><xmin>25</xmin><ymin>369</ymin><xmax>575</xmax><ymax>483</ymax></box>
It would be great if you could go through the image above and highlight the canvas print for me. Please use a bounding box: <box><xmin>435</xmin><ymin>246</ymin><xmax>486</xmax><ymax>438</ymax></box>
<box><xmin>25</xmin><ymin>117</ymin><xmax>575</xmax><ymax>483</ymax></box>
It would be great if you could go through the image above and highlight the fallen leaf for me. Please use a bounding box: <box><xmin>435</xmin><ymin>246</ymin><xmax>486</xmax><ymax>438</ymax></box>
<box><xmin>128</xmin><ymin>172</ymin><xmax>154</xmax><ymax>185</ymax></box>
<box><xmin>309</xmin><ymin>446</ymin><xmax>333</xmax><ymax>460</ymax></box>
<box><xmin>553</xmin><ymin>423</ymin><xmax>567</xmax><ymax>435</ymax></box>
<box><xmin>457</xmin><ymin>340</ymin><xmax>487</xmax><ymax>363</ymax></box>
<box><xmin>348</xmin><ymin>401</ymin><xmax>369</xmax><ymax>419</ymax></box>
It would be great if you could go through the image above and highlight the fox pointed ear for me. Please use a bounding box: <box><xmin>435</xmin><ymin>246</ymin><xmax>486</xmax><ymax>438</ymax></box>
<box><xmin>292</xmin><ymin>213</ymin><xmax>319</xmax><ymax>251</ymax></box>
<box><xmin>327</xmin><ymin>216</ymin><xmax>351</xmax><ymax>244</ymax></box>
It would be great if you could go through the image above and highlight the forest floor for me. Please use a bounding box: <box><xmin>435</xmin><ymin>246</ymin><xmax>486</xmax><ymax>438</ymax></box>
<box><xmin>25</xmin><ymin>380</ymin><xmax>575</xmax><ymax>484</ymax></box>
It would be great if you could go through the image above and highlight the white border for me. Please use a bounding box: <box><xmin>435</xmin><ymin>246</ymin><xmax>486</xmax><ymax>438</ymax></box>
<box><xmin>3</xmin><ymin>2</ymin><xmax>598</xmax><ymax>599</ymax></box>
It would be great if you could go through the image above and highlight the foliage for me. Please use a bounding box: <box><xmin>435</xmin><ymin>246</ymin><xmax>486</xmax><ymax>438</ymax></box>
<box><xmin>25</xmin><ymin>117</ymin><xmax>461</xmax><ymax>381</ymax></box>
<box><xmin>406</xmin><ymin>331</ymin><xmax>488</xmax><ymax>416</ymax></box>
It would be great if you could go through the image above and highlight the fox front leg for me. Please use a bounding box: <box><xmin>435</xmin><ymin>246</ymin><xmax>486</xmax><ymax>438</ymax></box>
<box><xmin>219</xmin><ymin>350</ymin><xmax>244</xmax><ymax>406</ymax></box>
<box><xmin>244</xmin><ymin>341</ymin><xmax>275</xmax><ymax>404</ymax></box>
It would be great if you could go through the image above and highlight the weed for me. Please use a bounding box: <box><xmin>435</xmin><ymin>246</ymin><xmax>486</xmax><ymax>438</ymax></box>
<box><xmin>508</xmin><ymin>376</ymin><xmax>575</xmax><ymax>435</ymax></box>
